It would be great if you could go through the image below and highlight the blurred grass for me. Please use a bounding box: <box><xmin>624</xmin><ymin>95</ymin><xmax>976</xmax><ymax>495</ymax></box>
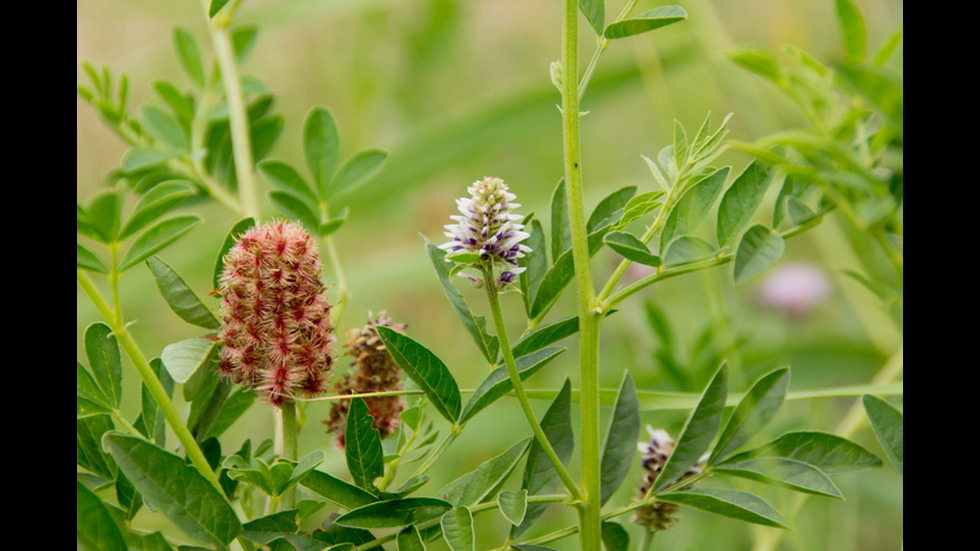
<box><xmin>78</xmin><ymin>0</ymin><xmax>902</xmax><ymax>548</ymax></box>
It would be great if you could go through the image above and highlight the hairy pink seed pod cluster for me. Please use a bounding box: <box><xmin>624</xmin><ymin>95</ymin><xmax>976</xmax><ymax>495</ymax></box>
<box><xmin>216</xmin><ymin>220</ymin><xmax>334</xmax><ymax>406</ymax></box>
<box><xmin>632</xmin><ymin>427</ymin><xmax>704</xmax><ymax>532</ymax></box>
<box><xmin>324</xmin><ymin>312</ymin><xmax>407</xmax><ymax>448</ymax></box>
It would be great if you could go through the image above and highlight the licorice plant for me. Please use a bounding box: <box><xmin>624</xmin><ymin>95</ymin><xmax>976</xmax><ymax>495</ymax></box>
<box><xmin>78</xmin><ymin>1</ymin><xmax>903</xmax><ymax>550</ymax></box>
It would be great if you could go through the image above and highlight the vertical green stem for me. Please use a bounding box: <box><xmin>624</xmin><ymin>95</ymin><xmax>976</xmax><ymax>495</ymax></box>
<box><xmin>209</xmin><ymin>17</ymin><xmax>260</xmax><ymax>220</ymax></box>
<box><xmin>640</xmin><ymin>528</ymin><xmax>657</xmax><ymax>551</ymax></box>
<box><xmin>483</xmin><ymin>269</ymin><xmax>584</xmax><ymax>502</ymax></box>
<box><xmin>560</xmin><ymin>1</ymin><xmax>603</xmax><ymax>547</ymax></box>
<box><xmin>77</xmin><ymin>270</ymin><xmax>227</xmax><ymax>497</ymax></box>
<box><xmin>280</xmin><ymin>400</ymin><xmax>299</xmax><ymax>510</ymax></box>
<box><xmin>319</xmin><ymin>202</ymin><xmax>349</xmax><ymax>325</ymax></box>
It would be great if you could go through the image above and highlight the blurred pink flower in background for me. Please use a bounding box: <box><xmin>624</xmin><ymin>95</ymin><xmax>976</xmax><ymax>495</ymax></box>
<box><xmin>756</xmin><ymin>262</ymin><xmax>831</xmax><ymax>317</ymax></box>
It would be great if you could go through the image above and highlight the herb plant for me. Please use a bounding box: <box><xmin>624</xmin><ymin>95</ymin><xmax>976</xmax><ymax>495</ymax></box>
<box><xmin>78</xmin><ymin>1</ymin><xmax>902</xmax><ymax>550</ymax></box>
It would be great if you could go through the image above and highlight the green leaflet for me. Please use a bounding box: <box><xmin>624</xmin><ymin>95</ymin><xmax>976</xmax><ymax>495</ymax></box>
<box><xmin>208</xmin><ymin>0</ymin><xmax>231</xmax><ymax>19</ymax></box>
<box><xmin>725</xmin><ymin>48</ymin><xmax>782</xmax><ymax>82</ymax></box>
<box><xmin>332</xmin><ymin>148</ymin><xmax>388</xmax><ymax>196</ymax></box>
<box><xmin>663</xmin><ymin>235</ymin><xmax>716</xmax><ymax>267</ymax></box>
<box><xmin>301</xmin><ymin>470</ymin><xmax>377</xmax><ymax>510</ymax></box>
<box><xmin>723</xmin><ymin>431</ymin><xmax>882</xmax><ymax>474</ymax></box>
<box><xmin>713</xmin><ymin>457</ymin><xmax>844</xmax><ymax>499</ymax></box>
<box><xmin>733</xmin><ymin>225</ymin><xmax>785</xmax><ymax>284</ymax></box>
<box><xmin>651</xmin><ymin>363</ymin><xmax>727</xmax><ymax>495</ymax></box>
<box><xmin>710</xmin><ymin>368</ymin><xmax>790</xmax><ymax>465</ymax></box>
<box><xmin>587</xmin><ymin>186</ymin><xmax>637</xmax><ymax>233</ymax></box>
<box><xmin>269</xmin><ymin>190</ymin><xmax>322</xmax><ymax>235</ymax></box>
<box><xmin>103</xmin><ymin>433</ymin><xmax>241</xmax><ymax>547</ymax></box>
<box><xmin>520</xmin><ymin>219</ymin><xmax>548</xmax><ymax>316</ymax></box>
<box><xmin>84</xmin><ymin>323</ymin><xmax>122</xmax><ymax>410</ymax></box>
<box><xmin>76</xmin><ymin>480</ymin><xmax>126</xmax><ymax>551</ymax></box>
<box><xmin>604</xmin><ymin>5</ymin><xmax>687</xmax><ymax>39</ymax></box>
<box><xmin>77</xmin><ymin>362</ymin><xmax>113</xmax><ymax>418</ymax></box>
<box><xmin>77</xmin><ymin>415</ymin><xmax>116</xmax><ymax>480</ymax></box>
<box><xmin>603</xmin><ymin>231</ymin><xmax>661</xmax><ymax>267</ymax></box>
<box><xmin>658</xmin><ymin>488</ymin><xmax>789</xmax><ymax>528</ymax></box>
<box><xmin>173</xmin><ymin>26</ymin><xmax>205</xmax><ymax>88</ymax></box>
<box><xmin>579</xmin><ymin>0</ymin><xmax>604</xmax><ymax>35</ymax></box>
<box><xmin>333</xmin><ymin>498</ymin><xmax>452</xmax><ymax>529</ymax></box>
<box><xmin>660</xmin><ymin>167</ymin><xmax>729</xmax><ymax>251</ymax></box>
<box><xmin>77</xmin><ymin>243</ymin><xmax>109</xmax><ymax>274</ymax></box>
<box><xmin>497</xmin><ymin>490</ymin><xmax>528</xmax><ymax>526</ymax></box>
<box><xmin>82</xmin><ymin>188</ymin><xmax>122</xmax><ymax>244</ymax></box>
<box><xmin>835</xmin><ymin>0</ymin><xmax>867</xmax><ymax>62</ymax></box>
<box><xmin>436</xmin><ymin>438</ymin><xmax>530</xmax><ymax>507</ymax></box>
<box><xmin>345</xmin><ymin>397</ymin><xmax>384</xmax><ymax>494</ymax></box>
<box><xmin>862</xmin><ymin>395</ymin><xmax>903</xmax><ymax>474</ymax></box>
<box><xmin>377</xmin><ymin>325</ymin><xmax>462</xmax><ymax>424</ymax></box>
<box><xmin>427</xmin><ymin>243</ymin><xmax>499</xmax><ymax>364</ymax></box>
<box><xmin>613</xmin><ymin>190</ymin><xmax>664</xmax><ymax>231</ymax></box>
<box><xmin>600</xmin><ymin>521</ymin><xmax>630</xmax><ymax>551</ymax></box>
<box><xmin>139</xmin><ymin>104</ymin><xmax>188</xmax><ymax>151</ymax></box>
<box><xmin>440</xmin><ymin>507</ymin><xmax>474</xmax><ymax>551</ymax></box>
<box><xmin>599</xmin><ymin>371</ymin><xmax>640</xmax><ymax>505</ymax></box>
<box><xmin>510</xmin><ymin>316</ymin><xmax>578</xmax><ymax>359</ymax></box>
<box><xmin>716</xmin><ymin>162</ymin><xmax>774</xmax><ymax>248</ymax></box>
<box><xmin>160</xmin><ymin>337</ymin><xmax>216</xmax><ymax>385</ymax></box>
<box><xmin>396</xmin><ymin>525</ymin><xmax>425</xmax><ymax>551</ymax></box>
<box><xmin>119</xmin><ymin>180</ymin><xmax>195</xmax><ymax>240</ymax></box>
<box><xmin>138</xmin><ymin>358</ymin><xmax>174</xmax><ymax>446</ymax></box>
<box><xmin>240</xmin><ymin>511</ymin><xmax>322</xmax><ymax>550</ymax></box>
<box><xmin>147</xmin><ymin>256</ymin><xmax>220</xmax><ymax>329</ymax></box>
<box><xmin>258</xmin><ymin>160</ymin><xmax>318</xmax><ymax>204</ymax></box>
<box><xmin>550</xmin><ymin>179</ymin><xmax>571</xmax><ymax>261</ymax></box>
<box><xmin>304</xmin><ymin>106</ymin><xmax>341</xmax><ymax>199</ymax></box>
<box><xmin>118</xmin><ymin>215</ymin><xmax>201</xmax><ymax>272</ymax></box>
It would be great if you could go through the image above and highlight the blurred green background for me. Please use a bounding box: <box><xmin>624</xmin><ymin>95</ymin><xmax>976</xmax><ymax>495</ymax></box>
<box><xmin>77</xmin><ymin>0</ymin><xmax>903</xmax><ymax>549</ymax></box>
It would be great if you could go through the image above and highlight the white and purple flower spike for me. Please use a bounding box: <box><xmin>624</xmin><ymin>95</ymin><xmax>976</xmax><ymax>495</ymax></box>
<box><xmin>439</xmin><ymin>177</ymin><xmax>532</xmax><ymax>289</ymax></box>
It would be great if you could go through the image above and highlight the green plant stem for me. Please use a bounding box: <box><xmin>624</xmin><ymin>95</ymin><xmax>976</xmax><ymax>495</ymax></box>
<box><xmin>208</xmin><ymin>15</ymin><xmax>260</xmax><ymax>220</ymax></box>
<box><xmin>640</xmin><ymin>528</ymin><xmax>657</xmax><ymax>551</ymax></box>
<box><xmin>280</xmin><ymin>400</ymin><xmax>299</xmax><ymax>510</ymax></box>
<box><xmin>77</xmin><ymin>269</ymin><xmax>227</xmax><ymax>497</ymax></box>
<box><xmin>560</xmin><ymin>1</ymin><xmax>603</xmax><ymax>548</ymax></box>
<box><xmin>483</xmin><ymin>268</ymin><xmax>584</xmax><ymax>502</ymax></box>
<box><xmin>319</xmin><ymin>202</ymin><xmax>349</xmax><ymax>324</ymax></box>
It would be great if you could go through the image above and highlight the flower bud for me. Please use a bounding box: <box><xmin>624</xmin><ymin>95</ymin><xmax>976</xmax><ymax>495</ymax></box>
<box><xmin>215</xmin><ymin>220</ymin><xmax>334</xmax><ymax>406</ymax></box>
<box><xmin>324</xmin><ymin>312</ymin><xmax>407</xmax><ymax>447</ymax></box>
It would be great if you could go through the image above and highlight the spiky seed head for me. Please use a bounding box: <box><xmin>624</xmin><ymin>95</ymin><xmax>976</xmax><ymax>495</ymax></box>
<box><xmin>438</xmin><ymin>177</ymin><xmax>532</xmax><ymax>290</ymax></box>
<box><xmin>216</xmin><ymin>220</ymin><xmax>334</xmax><ymax>406</ymax></box>
<box><xmin>324</xmin><ymin>311</ymin><xmax>407</xmax><ymax>447</ymax></box>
